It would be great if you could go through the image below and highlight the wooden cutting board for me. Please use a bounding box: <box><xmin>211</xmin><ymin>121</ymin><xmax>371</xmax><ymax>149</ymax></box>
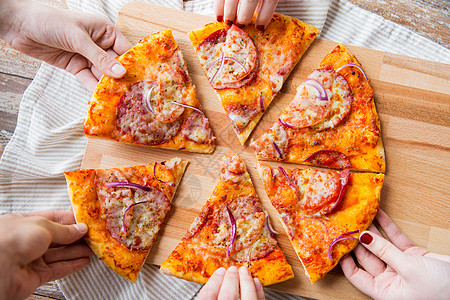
<box><xmin>81</xmin><ymin>2</ymin><xmax>450</xmax><ymax>299</ymax></box>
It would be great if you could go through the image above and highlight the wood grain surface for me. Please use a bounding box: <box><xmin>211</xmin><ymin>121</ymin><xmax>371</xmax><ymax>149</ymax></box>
<box><xmin>78</xmin><ymin>2</ymin><xmax>450</xmax><ymax>299</ymax></box>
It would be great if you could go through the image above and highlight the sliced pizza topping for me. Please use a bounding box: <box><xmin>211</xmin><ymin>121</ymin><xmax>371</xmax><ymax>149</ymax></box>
<box><xmin>115</xmin><ymin>81</ymin><xmax>182</xmax><ymax>145</ymax></box>
<box><xmin>279</xmin><ymin>68</ymin><xmax>352</xmax><ymax>130</ymax></box>
<box><xmin>304</xmin><ymin>150</ymin><xmax>352</xmax><ymax>169</ymax></box>
<box><xmin>96</xmin><ymin>170</ymin><xmax>170</xmax><ymax>251</ymax></box>
<box><xmin>226</xmin><ymin>103</ymin><xmax>260</xmax><ymax>133</ymax></box>
<box><xmin>327</xmin><ymin>230</ymin><xmax>359</xmax><ymax>261</ymax></box>
<box><xmin>220</xmin><ymin>154</ymin><xmax>249</xmax><ymax>183</ymax></box>
<box><xmin>298</xmin><ymin>170</ymin><xmax>342</xmax><ymax>216</ymax></box>
<box><xmin>198</xmin><ymin>25</ymin><xmax>258</xmax><ymax>89</ymax></box>
<box><xmin>250</xmin><ymin>121</ymin><xmax>289</xmax><ymax>160</ymax></box>
<box><xmin>181</xmin><ymin>112</ymin><xmax>213</xmax><ymax>144</ymax></box>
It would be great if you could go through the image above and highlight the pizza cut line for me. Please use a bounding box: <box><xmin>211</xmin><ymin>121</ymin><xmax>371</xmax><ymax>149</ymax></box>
<box><xmin>64</xmin><ymin>158</ymin><xmax>187</xmax><ymax>282</ymax></box>
<box><xmin>189</xmin><ymin>13</ymin><xmax>319</xmax><ymax>145</ymax></box>
<box><xmin>160</xmin><ymin>154</ymin><xmax>294</xmax><ymax>285</ymax></box>
<box><xmin>251</xmin><ymin>44</ymin><xmax>385</xmax><ymax>173</ymax></box>
<box><xmin>84</xmin><ymin>29</ymin><xmax>215</xmax><ymax>154</ymax></box>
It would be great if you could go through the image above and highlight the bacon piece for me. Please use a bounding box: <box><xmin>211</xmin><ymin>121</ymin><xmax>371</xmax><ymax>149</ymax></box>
<box><xmin>304</xmin><ymin>150</ymin><xmax>352</xmax><ymax>169</ymax></box>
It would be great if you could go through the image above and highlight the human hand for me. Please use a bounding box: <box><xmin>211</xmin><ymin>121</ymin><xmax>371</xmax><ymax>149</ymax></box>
<box><xmin>340</xmin><ymin>209</ymin><xmax>450</xmax><ymax>300</ymax></box>
<box><xmin>214</xmin><ymin>0</ymin><xmax>279</xmax><ymax>30</ymax></box>
<box><xmin>0</xmin><ymin>0</ymin><xmax>133</xmax><ymax>92</ymax></box>
<box><xmin>0</xmin><ymin>210</ymin><xmax>93</xmax><ymax>300</ymax></box>
<box><xmin>197</xmin><ymin>266</ymin><xmax>265</xmax><ymax>300</ymax></box>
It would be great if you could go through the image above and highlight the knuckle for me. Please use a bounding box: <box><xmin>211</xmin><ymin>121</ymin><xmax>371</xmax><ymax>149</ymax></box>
<box><xmin>377</xmin><ymin>243</ymin><xmax>390</xmax><ymax>261</ymax></box>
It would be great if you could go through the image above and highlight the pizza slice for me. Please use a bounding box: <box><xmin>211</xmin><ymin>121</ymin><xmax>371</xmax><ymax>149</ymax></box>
<box><xmin>256</xmin><ymin>162</ymin><xmax>384</xmax><ymax>283</ymax></box>
<box><xmin>189</xmin><ymin>14</ymin><xmax>318</xmax><ymax>145</ymax></box>
<box><xmin>64</xmin><ymin>158</ymin><xmax>187</xmax><ymax>282</ymax></box>
<box><xmin>251</xmin><ymin>44</ymin><xmax>385</xmax><ymax>173</ymax></box>
<box><xmin>84</xmin><ymin>29</ymin><xmax>215</xmax><ymax>153</ymax></box>
<box><xmin>160</xmin><ymin>154</ymin><xmax>294</xmax><ymax>285</ymax></box>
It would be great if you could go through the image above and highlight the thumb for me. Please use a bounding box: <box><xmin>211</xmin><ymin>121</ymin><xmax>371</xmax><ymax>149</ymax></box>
<box><xmin>359</xmin><ymin>231</ymin><xmax>411</xmax><ymax>275</ymax></box>
<box><xmin>45</xmin><ymin>222</ymin><xmax>88</xmax><ymax>245</ymax></box>
<box><xmin>77</xmin><ymin>35</ymin><xmax>126</xmax><ymax>78</ymax></box>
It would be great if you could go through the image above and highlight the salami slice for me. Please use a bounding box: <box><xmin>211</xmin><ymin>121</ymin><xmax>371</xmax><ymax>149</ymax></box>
<box><xmin>181</xmin><ymin>112</ymin><xmax>213</xmax><ymax>144</ymax></box>
<box><xmin>197</xmin><ymin>25</ymin><xmax>258</xmax><ymax>89</ymax></box>
<box><xmin>115</xmin><ymin>81</ymin><xmax>182</xmax><ymax>146</ymax></box>
<box><xmin>95</xmin><ymin>170</ymin><xmax>170</xmax><ymax>251</ymax></box>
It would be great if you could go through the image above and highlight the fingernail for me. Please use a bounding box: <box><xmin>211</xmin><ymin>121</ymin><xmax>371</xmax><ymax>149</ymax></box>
<box><xmin>111</xmin><ymin>63</ymin><xmax>126</xmax><ymax>76</ymax></box>
<box><xmin>360</xmin><ymin>232</ymin><xmax>373</xmax><ymax>245</ymax></box>
<box><xmin>74</xmin><ymin>223</ymin><xmax>88</xmax><ymax>234</ymax></box>
<box><xmin>235</xmin><ymin>22</ymin><xmax>244</xmax><ymax>28</ymax></box>
<box><xmin>239</xmin><ymin>266</ymin><xmax>250</xmax><ymax>275</ymax></box>
<box><xmin>225</xmin><ymin>19</ymin><xmax>233</xmax><ymax>26</ymax></box>
<box><xmin>256</xmin><ymin>25</ymin><xmax>265</xmax><ymax>31</ymax></box>
<box><xmin>228</xmin><ymin>266</ymin><xmax>238</xmax><ymax>273</ymax></box>
<box><xmin>216</xmin><ymin>15</ymin><xmax>223</xmax><ymax>22</ymax></box>
<box><xmin>215</xmin><ymin>267</ymin><xmax>226</xmax><ymax>275</ymax></box>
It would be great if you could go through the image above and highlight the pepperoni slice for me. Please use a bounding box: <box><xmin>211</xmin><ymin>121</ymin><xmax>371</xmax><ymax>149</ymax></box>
<box><xmin>198</xmin><ymin>25</ymin><xmax>258</xmax><ymax>89</ymax></box>
<box><xmin>301</xmin><ymin>170</ymin><xmax>341</xmax><ymax>215</ymax></box>
<box><xmin>312</xmin><ymin>70</ymin><xmax>353</xmax><ymax>131</ymax></box>
<box><xmin>279</xmin><ymin>69</ymin><xmax>334</xmax><ymax>129</ymax></box>
<box><xmin>304</xmin><ymin>150</ymin><xmax>352</xmax><ymax>169</ymax></box>
<box><xmin>115</xmin><ymin>81</ymin><xmax>182</xmax><ymax>146</ymax></box>
<box><xmin>181</xmin><ymin>112</ymin><xmax>212</xmax><ymax>144</ymax></box>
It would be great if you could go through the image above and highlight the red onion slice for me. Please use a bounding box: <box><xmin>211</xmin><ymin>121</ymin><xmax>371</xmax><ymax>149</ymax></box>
<box><xmin>326</xmin><ymin>169</ymin><xmax>350</xmax><ymax>214</ymax></box>
<box><xmin>210</xmin><ymin>51</ymin><xmax>225</xmax><ymax>84</ymax></box>
<box><xmin>171</xmin><ymin>101</ymin><xmax>204</xmax><ymax>115</ymax></box>
<box><xmin>328</xmin><ymin>230</ymin><xmax>359</xmax><ymax>261</ymax></box>
<box><xmin>336</xmin><ymin>63</ymin><xmax>368</xmax><ymax>80</ymax></box>
<box><xmin>298</xmin><ymin>216</ymin><xmax>328</xmax><ymax>235</ymax></box>
<box><xmin>145</xmin><ymin>87</ymin><xmax>155</xmax><ymax>113</ymax></box>
<box><xmin>226</xmin><ymin>205</ymin><xmax>237</xmax><ymax>258</ymax></box>
<box><xmin>153</xmin><ymin>163</ymin><xmax>175</xmax><ymax>186</ymax></box>
<box><xmin>265</xmin><ymin>212</ymin><xmax>279</xmax><ymax>235</ymax></box>
<box><xmin>272</xmin><ymin>142</ymin><xmax>284</xmax><ymax>159</ymax></box>
<box><xmin>278</xmin><ymin>118</ymin><xmax>295</xmax><ymax>129</ymax></box>
<box><xmin>122</xmin><ymin>200</ymin><xmax>151</xmax><ymax>232</ymax></box>
<box><xmin>105</xmin><ymin>181</ymin><xmax>151</xmax><ymax>191</ymax></box>
<box><xmin>224</xmin><ymin>56</ymin><xmax>248</xmax><ymax>74</ymax></box>
<box><xmin>304</xmin><ymin>79</ymin><xmax>328</xmax><ymax>101</ymax></box>
<box><xmin>259</xmin><ymin>92</ymin><xmax>265</xmax><ymax>113</ymax></box>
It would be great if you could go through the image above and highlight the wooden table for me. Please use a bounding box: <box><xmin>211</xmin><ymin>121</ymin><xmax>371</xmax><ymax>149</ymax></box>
<box><xmin>0</xmin><ymin>1</ymin><xmax>447</xmax><ymax>299</ymax></box>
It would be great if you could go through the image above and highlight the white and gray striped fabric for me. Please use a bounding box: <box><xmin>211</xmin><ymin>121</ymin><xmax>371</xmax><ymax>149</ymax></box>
<box><xmin>0</xmin><ymin>0</ymin><xmax>448</xmax><ymax>299</ymax></box>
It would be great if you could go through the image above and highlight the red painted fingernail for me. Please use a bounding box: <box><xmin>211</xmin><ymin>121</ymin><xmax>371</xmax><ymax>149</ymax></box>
<box><xmin>256</xmin><ymin>25</ymin><xmax>265</xmax><ymax>31</ymax></box>
<box><xmin>225</xmin><ymin>19</ymin><xmax>233</xmax><ymax>26</ymax></box>
<box><xmin>217</xmin><ymin>15</ymin><xmax>223</xmax><ymax>22</ymax></box>
<box><xmin>360</xmin><ymin>232</ymin><xmax>373</xmax><ymax>245</ymax></box>
<box><xmin>235</xmin><ymin>22</ymin><xmax>244</xmax><ymax>28</ymax></box>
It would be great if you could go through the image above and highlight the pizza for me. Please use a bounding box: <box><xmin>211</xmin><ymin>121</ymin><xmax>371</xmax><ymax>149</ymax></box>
<box><xmin>84</xmin><ymin>29</ymin><xmax>215</xmax><ymax>153</ymax></box>
<box><xmin>256</xmin><ymin>162</ymin><xmax>384</xmax><ymax>283</ymax></box>
<box><xmin>64</xmin><ymin>158</ymin><xmax>187</xmax><ymax>282</ymax></box>
<box><xmin>188</xmin><ymin>14</ymin><xmax>319</xmax><ymax>145</ymax></box>
<box><xmin>251</xmin><ymin>44</ymin><xmax>385</xmax><ymax>173</ymax></box>
<box><xmin>160</xmin><ymin>154</ymin><xmax>294</xmax><ymax>285</ymax></box>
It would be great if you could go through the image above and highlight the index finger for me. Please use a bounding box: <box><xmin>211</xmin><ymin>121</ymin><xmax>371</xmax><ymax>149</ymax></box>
<box><xmin>376</xmin><ymin>209</ymin><xmax>414</xmax><ymax>251</ymax></box>
<box><xmin>25</xmin><ymin>210</ymin><xmax>75</xmax><ymax>225</ymax></box>
<box><xmin>239</xmin><ymin>266</ymin><xmax>258</xmax><ymax>299</ymax></box>
<box><xmin>198</xmin><ymin>268</ymin><xmax>226</xmax><ymax>300</ymax></box>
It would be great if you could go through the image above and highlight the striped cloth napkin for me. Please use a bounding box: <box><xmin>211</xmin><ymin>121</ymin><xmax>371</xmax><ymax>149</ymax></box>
<box><xmin>0</xmin><ymin>0</ymin><xmax>448</xmax><ymax>299</ymax></box>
